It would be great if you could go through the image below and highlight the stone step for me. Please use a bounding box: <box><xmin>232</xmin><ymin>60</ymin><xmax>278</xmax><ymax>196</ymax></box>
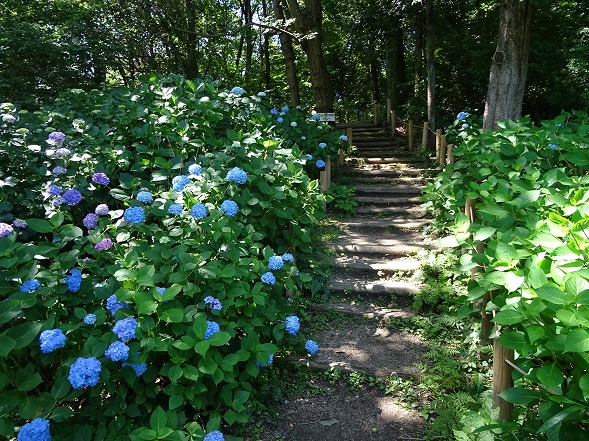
<box><xmin>343</xmin><ymin>167</ymin><xmax>436</xmax><ymax>177</ymax></box>
<box><xmin>327</xmin><ymin>279</ymin><xmax>420</xmax><ymax>297</ymax></box>
<box><xmin>355</xmin><ymin>195</ymin><xmax>423</xmax><ymax>206</ymax></box>
<box><xmin>334</xmin><ymin>255</ymin><xmax>421</xmax><ymax>276</ymax></box>
<box><xmin>333</xmin><ymin>243</ymin><xmax>431</xmax><ymax>256</ymax></box>
<box><xmin>311</xmin><ymin>302</ymin><xmax>417</xmax><ymax>320</ymax></box>
<box><xmin>338</xmin><ymin>217</ymin><xmax>429</xmax><ymax>230</ymax></box>
<box><xmin>354</xmin><ymin>184</ymin><xmax>424</xmax><ymax>195</ymax></box>
<box><xmin>346</xmin><ymin>157</ymin><xmax>425</xmax><ymax>165</ymax></box>
<box><xmin>348</xmin><ymin>176</ymin><xmax>432</xmax><ymax>186</ymax></box>
<box><xmin>355</xmin><ymin>205</ymin><xmax>426</xmax><ymax>216</ymax></box>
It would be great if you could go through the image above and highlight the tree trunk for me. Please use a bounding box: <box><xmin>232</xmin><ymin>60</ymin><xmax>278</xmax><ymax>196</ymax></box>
<box><xmin>424</xmin><ymin>0</ymin><xmax>436</xmax><ymax>145</ymax></box>
<box><xmin>284</xmin><ymin>0</ymin><xmax>333</xmax><ymax>112</ymax></box>
<box><xmin>413</xmin><ymin>3</ymin><xmax>425</xmax><ymax>98</ymax></box>
<box><xmin>184</xmin><ymin>0</ymin><xmax>199</xmax><ymax>77</ymax></box>
<box><xmin>371</xmin><ymin>60</ymin><xmax>380</xmax><ymax>104</ymax></box>
<box><xmin>243</xmin><ymin>0</ymin><xmax>254</xmax><ymax>82</ymax></box>
<box><xmin>483</xmin><ymin>0</ymin><xmax>532</xmax><ymax>130</ymax></box>
<box><xmin>274</xmin><ymin>0</ymin><xmax>300</xmax><ymax>104</ymax></box>
<box><xmin>261</xmin><ymin>0</ymin><xmax>272</xmax><ymax>90</ymax></box>
<box><xmin>385</xmin><ymin>14</ymin><xmax>407</xmax><ymax>111</ymax></box>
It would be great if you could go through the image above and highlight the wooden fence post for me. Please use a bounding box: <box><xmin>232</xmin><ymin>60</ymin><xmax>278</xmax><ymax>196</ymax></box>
<box><xmin>435</xmin><ymin>129</ymin><xmax>442</xmax><ymax>163</ymax></box>
<box><xmin>439</xmin><ymin>135</ymin><xmax>447</xmax><ymax>166</ymax></box>
<box><xmin>391</xmin><ymin>111</ymin><xmax>396</xmax><ymax>138</ymax></box>
<box><xmin>408</xmin><ymin>120</ymin><xmax>414</xmax><ymax>150</ymax></box>
<box><xmin>446</xmin><ymin>143</ymin><xmax>454</xmax><ymax>167</ymax></box>
<box><xmin>493</xmin><ymin>342</ymin><xmax>514</xmax><ymax>421</ymax></box>
<box><xmin>422</xmin><ymin>122</ymin><xmax>429</xmax><ymax>150</ymax></box>
<box><xmin>326</xmin><ymin>156</ymin><xmax>331</xmax><ymax>190</ymax></box>
<box><xmin>386</xmin><ymin>98</ymin><xmax>391</xmax><ymax>124</ymax></box>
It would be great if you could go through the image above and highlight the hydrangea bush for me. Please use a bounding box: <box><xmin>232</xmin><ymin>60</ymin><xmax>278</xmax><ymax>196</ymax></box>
<box><xmin>0</xmin><ymin>76</ymin><xmax>335</xmax><ymax>440</ymax></box>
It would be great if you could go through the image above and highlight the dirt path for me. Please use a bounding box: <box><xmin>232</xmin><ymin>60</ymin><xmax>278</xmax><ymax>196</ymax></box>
<box><xmin>251</xmin><ymin>122</ymin><xmax>436</xmax><ymax>441</ymax></box>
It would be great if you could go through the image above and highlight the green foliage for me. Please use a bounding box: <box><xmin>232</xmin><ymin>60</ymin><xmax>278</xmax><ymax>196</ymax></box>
<box><xmin>0</xmin><ymin>75</ymin><xmax>350</xmax><ymax>439</ymax></box>
<box><xmin>324</xmin><ymin>183</ymin><xmax>358</xmax><ymax>216</ymax></box>
<box><xmin>426</xmin><ymin>111</ymin><xmax>589</xmax><ymax>438</ymax></box>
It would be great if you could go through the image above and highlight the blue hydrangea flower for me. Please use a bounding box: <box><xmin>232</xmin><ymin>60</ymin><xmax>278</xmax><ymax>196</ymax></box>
<box><xmin>461</xmin><ymin>123</ymin><xmax>469</xmax><ymax>129</ymax></box>
<box><xmin>113</xmin><ymin>317</ymin><xmax>137</xmax><ymax>341</ymax></box>
<box><xmin>62</xmin><ymin>189</ymin><xmax>82</xmax><ymax>205</ymax></box>
<box><xmin>13</xmin><ymin>219</ymin><xmax>27</xmax><ymax>229</ymax></box>
<box><xmin>156</xmin><ymin>287</ymin><xmax>166</xmax><ymax>295</ymax></box>
<box><xmin>188</xmin><ymin>164</ymin><xmax>202</xmax><ymax>176</ymax></box>
<box><xmin>290</xmin><ymin>121</ymin><xmax>297</xmax><ymax>127</ymax></box>
<box><xmin>204</xmin><ymin>321</ymin><xmax>220</xmax><ymax>340</ymax></box>
<box><xmin>285</xmin><ymin>316</ymin><xmax>300</xmax><ymax>335</ymax></box>
<box><xmin>305</xmin><ymin>340</ymin><xmax>319</xmax><ymax>355</ymax></box>
<box><xmin>92</xmin><ymin>173</ymin><xmax>110</xmax><ymax>185</ymax></box>
<box><xmin>52</xmin><ymin>166</ymin><xmax>67</xmax><ymax>175</ymax></box>
<box><xmin>277</xmin><ymin>117</ymin><xmax>284</xmax><ymax>123</ymax></box>
<box><xmin>203</xmin><ymin>430</ymin><xmax>224</xmax><ymax>441</ymax></box>
<box><xmin>281</xmin><ymin>105</ymin><xmax>289</xmax><ymax>112</ymax></box>
<box><xmin>268</xmin><ymin>255</ymin><xmax>284</xmax><ymax>270</ymax></box>
<box><xmin>190</xmin><ymin>203</ymin><xmax>207</xmax><ymax>219</ymax></box>
<box><xmin>65</xmin><ymin>268</ymin><xmax>82</xmax><ymax>292</ymax></box>
<box><xmin>231</xmin><ymin>86</ymin><xmax>245</xmax><ymax>95</ymax></box>
<box><xmin>172</xmin><ymin>175</ymin><xmax>190</xmax><ymax>192</ymax></box>
<box><xmin>311</xmin><ymin>114</ymin><xmax>320</xmax><ymax>121</ymax></box>
<box><xmin>106</xmin><ymin>294</ymin><xmax>130</xmax><ymax>315</ymax></box>
<box><xmin>457</xmin><ymin>111</ymin><xmax>467</xmax><ymax>121</ymax></box>
<box><xmin>124</xmin><ymin>207</ymin><xmax>145</xmax><ymax>224</ymax></box>
<box><xmin>136</xmin><ymin>191</ymin><xmax>153</xmax><ymax>203</ymax></box>
<box><xmin>95</xmin><ymin>204</ymin><xmax>109</xmax><ymax>215</ymax></box>
<box><xmin>270</xmin><ymin>108</ymin><xmax>278</xmax><ymax>115</ymax></box>
<box><xmin>47</xmin><ymin>131</ymin><xmax>66</xmax><ymax>145</ymax></box>
<box><xmin>548</xmin><ymin>144</ymin><xmax>557</xmax><ymax>150</ymax></box>
<box><xmin>301</xmin><ymin>136</ymin><xmax>307</xmax><ymax>140</ymax></box>
<box><xmin>123</xmin><ymin>361</ymin><xmax>147</xmax><ymax>377</ymax></box>
<box><xmin>83</xmin><ymin>213</ymin><xmax>99</xmax><ymax>229</ymax></box>
<box><xmin>316</xmin><ymin>160</ymin><xmax>326</xmax><ymax>168</ymax></box>
<box><xmin>226</xmin><ymin>167</ymin><xmax>248</xmax><ymax>184</ymax></box>
<box><xmin>204</xmin><ymin>295</ymin><xmax>222</xmax><ymax>310</ymax></box>
<box><xmin>337</xmin><ymin>98</ymin><xmax>343</xmax><ymax>104</ymax></box>
<box><xmin>261</xmin><ymin>272</ymin><xmax>276</xmax><ymax>285</ymax></box>
<box><xmin>258</xmin><ymin>91</ymin><xmax>266</xmax><ymax>97</ymax></box>
<box><xmin>20</xmin><ymin>279</ymin><xmax>41</xmax><ymax>293</ymax></box>
<box><xmin>52</xmin><ymin>196</ymin><xmax>64</xmax><ymax>207</ymax></box>
<box><xmin>68</xmin><ymin>357</ymin><xmax>101</xmax><ymax>389</ymax></box>
<box><xmin>47</xmin><ymin>184</ymin><xmax>63</xmax><ymax>196</ymax></box>
<box><xmin>84</xmin><ymin>313</ymin><xmax>97</xmax><ymax>325</ymax></box>
<box><xmin>339</xmin><ymin>135</ymin><xmax>348</xmax><ymax>142</ymax></box>
<box><xmin>305</xmin><ymin>154</ymin><xmax>312</xmax><ymax>160</ymax></box>
<box><xmin>168</xmin><ymin>203</ymin><xmax>183</xmax><ymax>215</ymax></box>
<box><xmin>319</xmin><ymin>142</ymin><xmax>327</xmax><ymax>149</ymax></box>
<box><xmin>54</xmin><ymin>148</ymin><xmax>71</xmax><ymax>157</ymax></box>
<box><xmin>282</xmin><ymin>253</ymin><xmax>294</xmax><ymax>263</ymax></box>
<box><xmin>17</xmin><ymin>418</ymin><xmax>51</xmax><ymax>441</ymax></box>
<box><xmin>220</xmin><ymin>200</ymin><xmax>238</xmax><ymax>216</ymax></box>
<box><xmin>256</xmin><ymin>353</ymin><xmax>274</xmax><ymax>367</ymax></box>
<box><xmin>39</xmin><ymin>329</ymin><xmax>67</xmax><ymax>353</ymax></box>
<box><xmin>105</xmin><ymin>341</ymin><xmax>130</xmax><ymax>361</ymax></box>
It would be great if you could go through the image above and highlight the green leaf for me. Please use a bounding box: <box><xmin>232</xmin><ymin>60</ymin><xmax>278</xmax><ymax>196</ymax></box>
<box><xmin>439</xmin><ymin>235</ymin><xmax>461</xmax><ymax>248</ymax></box>
<box><xmin>473</xmin><ymin>227</ymin><xmax>497</xmax><ymax>242</ymax></box>
<box><xmin>485</xmin><ymin>271</ymin><xmax>524</xmax><ymax>292</ymax></box>
<box><xmin>565</xmin><ymin>328</ymin><xmax>589</xmax><ymax>352</ymax></box>
<box><xmin>537</xmin><ymin>405</ymin><xmax>583</xmax><ymax>433</ymax></box>
<box><xmin>5</xmin><ymin>321</ymin><xmax>43</xmax><ymax>350</ymax></box>
<box><xmin>207</xmin><ymin>331</ymin><xmax>231</xmax><ymax>347</ymax></box>
<box><xmin>535</xmin><ymin>365</ymin><xmax>563</xmax><ymax>392</ymax></box>
<box><xmin>497</xmin><ymin>330</ymin><xmax>526</xmax><ymax>350</ymax></box>
<box><xmin>495</xmin><ymin>242</ymin><xmax>519</xmax><ymax>264</ymax></box>
<box><xmin>0</xmin><ymin>335</ymin><xmax>16</xmax><ymax>357</ymax></box>
<box><xmin>578</xmin><ymin>374</ymin><xmax>589</xmax><ymax>400</ymax></box>
<box><xmin>168</xmin><ymin>365</ymin><xmax>183</xmax><ymax>382</ymax></box>
<box><xmin>194</xmin><ymin>341</ymin><xmax>210</xmax><ymax>356</ymax></box>
<box><xmin>565</xmin><ymin>274</ymin><xmax>589</xmax><ymax>299</ymax></box>
<box><xmin>149</xmin><ymin>406</ymin><xmax>168</xmax><ymax>432</ymax></box>
<box><xmin>17</xmin><ymin>372</ymin><xmax>42</xmax><ymax>391</ymax></box>
<box><xmin>535</xmin><ymin>284</ymin><xmax>568</xmax><ymax>305</ymax></box>
<box><xmin>525</xmin><ymin>325</ymin><xmax>546</xmax><ymax>344</ymax></box>
<box><xmin>499</xmin><ymin>387</ymin><xmax>540</xmax><ymax>405</ymax></box>
<box><xmin>26</xmin><ymin>218</ymin><xmax>54</xmax><ymax>233</ymax></box>
<box><xmin>161</xmin><ymin>308</ymin><xmax>185</xmax><ymax>323</ymax></box>
<box><xmin>493</xmin><ymin>309</ymin><xmax>524</xmax><ymax>325</ymax></box>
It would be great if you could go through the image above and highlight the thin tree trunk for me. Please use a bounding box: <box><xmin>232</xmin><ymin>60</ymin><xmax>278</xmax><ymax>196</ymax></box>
<box><xmin>244</xmin><ymin>0</ymin><xmax>254</xmax><ymax>82</ymax></box>
<box><xmin>261</xmin><ymin>0</ymin><xmax>272</xmax><ymax>90</ymax></box>
<box><xmin>413</xmin><ymin>3</ymin><xmax>425</xmax><ymax>97</ymax></box>
<box><xmin>184</xmin><ymin>0</ymin><xmax>199</xmax><ymax>77</ymax></box>
<box><xmin>274</xmin><ymin>0</ymin><xmax>300</xmax><ymax>104</ymax></box>
<box><xmin>386</xmin><ymin>15</ymin><xmax>407</xmax><ymax>111</ymax></box>
<box><xmin>424</xmin><ymin>0</ymin><xmax>436</xmax><ymax>144</ymax></box>
<box><xmin>483</xmin><ymin>0</ymin><xmax>533</xmax><ymax>130</ymax></box>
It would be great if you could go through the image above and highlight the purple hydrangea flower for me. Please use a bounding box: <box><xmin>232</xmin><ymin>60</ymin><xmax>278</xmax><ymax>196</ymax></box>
<box><xmin>136</xmin><ymin>191</ymin><xmax>153</xmax><ymax>203</ymax></box>
<box><xmin>55</xmin><ymin>148</ymin><xmax>71</xmax><ymax>157</ymax></box>
<box><xmin>82</xmin><ymin>213</ymin><xmax>99</xmax><ymax>229</ymax></box>
<box><xmin>1</xmin><ymin>114</ymin><xmax>16</xmax><ymax>123</ymax></box>
<box><xmin>106</xmin><ymin>294</ymin><xmax>129</xmax><ymax>315</ymax></box>
<box><xmin>204</xmin><ymin>321</ymin><xmax>220</xmax><ymax>340</ymax></box>
<box><xmin>17</xmin><ymin>418</ymin><xmax>51</xmax><ymax>441</ymax></box>
<box><xmin>204</xmin><ymin>296</ymin><xmax>222</xmax><ymax>310</ymax></box>
<box><xmin>172</xmin><ymin>175</ymin><xmax>190</xmax><ymax>192</ymax></box>
<box><xmin>52</xmin><ymin>196</ymin><xmax>64</xmax><ymax>207</ymax></box>
<box><xmin>305</xmin><ymin>340</ymin><xmax>319</xmax><ymax>355</ymax></box>
<box><xmin>268</xmin><ymin>256</ymin><xmax>284</xmax><ymax>270</ymax></box>
<box><xmin>20</xmin><ymin>279</ymin><xmax>41</xmax><ymax>293</ymax></box>
<box><xmin>113</xmin><ymin>317</ymin><xmax>137</xmax><ymax>341</ymax></box>
<box><xmin>83</xmin><ymin>314</ymin><xmax>96</xmax><ymax>325</ymax></box>
<box><xmin>188</xmin><ymin>164</ymin><xmax>202</xmax><ymax>176</ymax></box>
<box><xmin>124</xmin><ymin>207</ymin><xmax>145</xmax><ymax>224</ymax></box>
<box><xmin>226</xmin><ymin>167</ymin><xmax>248</xmax><ymax>184</ymax></box>
<box><xmin>261</xmin><ymin>272</ymin><xmax>276</xmax><ymax>285</ymax></box>
<box><xmin>190</xmin><ymin>203</ymin><xmax>207</xmax><ymax>219</ymax></box>
<box><xmin>316</xmin><ymin>160</ymin><xmax>326</xmax><ymax>168</ymax></box>
<box><xmin>168</xmin><ymin>204</ymin><xmax>183</xmax><ymax>215</ymax></box>
<box><xmin>13</xmin><ymin>219</ymin><xmax>28</xmax><ymax>229</ymax></box>
<box><xmin>39</xmin><ymin>329</ymin><xmax>67</xmax><ymax>353</ymax></box>
<box><xmin>105</xmin><ymin>341</ymin><xmax>130</xmax><ymax>361</ymax></box>
<box><xmin>65</xmin><ymin>268</ymin><xmax>82</xmax><ymax>292</ymax></box>
<box><xmin>47</xmin><ymin>184</ymin><xmax>63</xmax><ymax>196</ymax></box>
<box><xmin>92</xmin><ymin>173</ymin><xmax>110</xmax><ymax>185</ymax></box>
<box><xmin>95</xmin><ymin>204</ymin><xmax>109</xmax><ymax>216</ymax></box>
<box><xmin>62</xmin><ymin>189</ymin><xmax>82</xmax><ymax>205</ymax></box>
<box><xmin>95</xmin><ymin>238</ymin><xmax>113</xmax><ymax>251</ymax></box>
<box><xmin>220</xmin><ymin>200</ymin><xmax>238</xmax><ymax>216</ymax></box>
<box><xmin>52</xmin><ymin>166</ymin><xmax>67</xmax><ymax>175</ymax></box>
<box><xmin>68</xmin><ymin>357</ymin><xmax>101</xmax><ymax>389</ymax></box>
<box><xmin>47</xmin><ymin>131</ymin><xmax>66</xmax><ymax>145</ymax></box>
<box><xmin>285</xmin><ymin>316</ymin><xmax>300</xmax><ymax>335</ymax></box>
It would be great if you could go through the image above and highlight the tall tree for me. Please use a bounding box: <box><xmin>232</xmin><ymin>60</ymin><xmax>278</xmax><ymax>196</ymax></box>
<box><xmin>483</xmin><ymin>0</ymin><xmax>533</xmax><ymax>130</ymax></box>
<box><xmin>273</xmin><ymin>0</ymin><xmax>301</xmax><ymax>104</ymax></box>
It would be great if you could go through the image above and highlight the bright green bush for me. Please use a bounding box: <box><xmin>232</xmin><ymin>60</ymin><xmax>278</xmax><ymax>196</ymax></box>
<box><xmin>0</xmin><ymin>75</ymin><xmax>350</xmax><ymax>440</ymax></box>
<box><xmin>425</xmin><ymin>111</ymin><xmax>589</xmax><ymax>439</ymax></box>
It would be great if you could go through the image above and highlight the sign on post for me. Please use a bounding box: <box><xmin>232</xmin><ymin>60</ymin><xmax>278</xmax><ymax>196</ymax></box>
<box><xmin>315</xmin><ymin>113</ymin><xmax>335</xmax><ymax>122</ymax></box>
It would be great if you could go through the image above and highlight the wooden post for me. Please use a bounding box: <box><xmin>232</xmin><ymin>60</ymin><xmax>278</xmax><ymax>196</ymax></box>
<box><xmin>408</xmin><ymin>120</ymin><xmax>414</xmax><ymax>150</ymax></box>
<box><xmin>422</xmin><ymin>122</ymin><xmax>429</xmax><ymax>150</ymax></box>
<box><xmin>319</xmin><ymin>171</ymin><xmax>328</xmax><ymax>193</ymax></box>
<box><xmin>439</xmin><ymin>135</ymin><xmax>447</xmax><ymax>166</ymax></box>
<box><xmin>373</xmin><ymin>104</ymin><xmax>379</xmax><ymax>125</ymax></box>
<box><xmin>386</xmin><ymin>98</ymin><xmax>391</xmax><ymax>124</ymax></box>
<box><xmin>338</xmin><ymin>149</ymin><xmax>345</xmax><ymax>166</ymax></box>
<box><xmin>390</xmin><ymin>111</ymin><xmax>396</xmax><ymax>138</ymax></box>
<box><xmin>347</xmin><ymin>127</ymin><xmax>353</xmax><ymax>147</ymax></box>
<box><xmin>493</xmin><ymin>342</ymin><xmax>514</xmax><ymax>421</ymax></box>
<box><xmin>446</xmin><ymin>143</ymin><xmax>454</xmax><ymax>167</ymax></box>
<box><xmin>326</xmin><ymin>156</ymin><xmax>331</xmax><ymax>190</ymax></box>
<box><xmin>435</xmin><ymin>128</ymin><xmax>442</xmax><ymax>163</ymax></box>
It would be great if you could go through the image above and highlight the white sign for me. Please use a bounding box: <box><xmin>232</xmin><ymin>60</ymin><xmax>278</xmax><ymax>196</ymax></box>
<box><xmin>316</xmin><ymin>113</ymin><xmax>335</xmax><ymax>122</ymax></box>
